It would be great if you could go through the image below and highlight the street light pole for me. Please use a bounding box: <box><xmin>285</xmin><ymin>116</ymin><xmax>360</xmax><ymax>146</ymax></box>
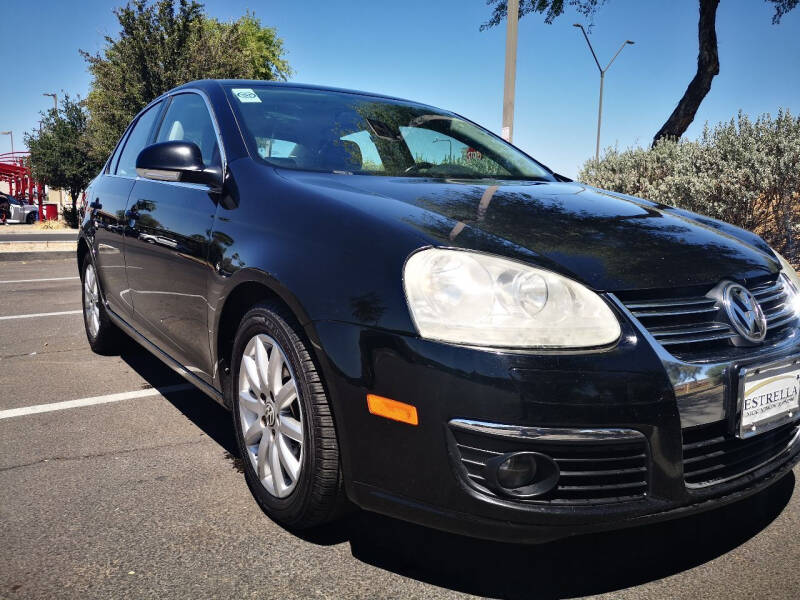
<box><xmin>0</xmin><ymin>131</ymin><xmax>13</xmax><ymax>154</ymax></box>
<box><xmin>597</xmin><ymin>71</ymin><xmax>604</xmax><ymax>162</ymax></box>
<box><xmin>573</xmin><ymin>24</ymin><xmax>634</xmax><ymax>161</ymax></box>
<box><xmin>43</xmin><ymin>92</ymin><xmax>58</xmax><ymax>113</ymax></box>
<box><xmin>501</xmin><ymin>0</ymin><xmax>519</xmax><ymax>142</ymax></box>
<box><xmin>433</xmin><ymin>138</ymin><xmax>453</xmax><ymax>163</ymax></box>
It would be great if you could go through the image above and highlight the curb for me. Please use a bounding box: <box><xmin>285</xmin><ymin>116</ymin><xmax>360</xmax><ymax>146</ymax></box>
<box><xmin>0</xmin><ymin>251</ymin><xmax>75</xmax><ymax>262</ymax></box>
<box><xmin>0</xmin><ymin>240</ymin><xmax>77</xmax><ymax>254</ymax></box>
<box><xmin>0</xmin><ymin>228</ymin><xmax>78</xmax><ymax>236</ymax></box>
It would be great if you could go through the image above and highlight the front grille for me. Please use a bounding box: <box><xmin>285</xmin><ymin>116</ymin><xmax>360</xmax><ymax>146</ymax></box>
<box><xmin>619</xmin><ymin>276</ymin><xmax>797</xmax><ymax>359</ymax></box>
<box><xmin>753</xmin><ymin>278</ymin><xmax>798</xmax><ymax>330</ymax></box>
<box><xmin>682</xmin><ymin>421</ymin><xmax>800</xmax><ymax>487</ymax></box>
<box><xmin>449</xmin><ymin>426</ymin><xmax>648</xmax><ymax>505</ymax></box>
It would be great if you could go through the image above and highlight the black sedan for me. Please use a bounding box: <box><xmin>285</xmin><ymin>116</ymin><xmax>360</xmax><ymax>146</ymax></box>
<box><xmin>78</xmin><ymin>79</ymin><xmax>800</xmax><ymax>542</ymax></box>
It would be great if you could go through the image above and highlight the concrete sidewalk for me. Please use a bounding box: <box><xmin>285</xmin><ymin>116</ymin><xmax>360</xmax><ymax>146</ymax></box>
<box><xmin>0</xmin><ymin>225</ymin><xmax>77</xmax><ymax>259</ymax></box>
<box><xmin>0</xmin><ymin>224</ymin><xmax>77</xmax><ymax>236</ymax></box>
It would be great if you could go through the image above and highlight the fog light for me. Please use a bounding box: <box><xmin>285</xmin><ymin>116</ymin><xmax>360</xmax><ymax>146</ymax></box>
<box><xmin>497</xmin><ymin>454</ymin><xmax>537</xmax><ymax>489</ymax></box>
<box><xmin>485</xmin><ymin>451</ymin><xmax>560</xmax><ymax>498</ymax></box>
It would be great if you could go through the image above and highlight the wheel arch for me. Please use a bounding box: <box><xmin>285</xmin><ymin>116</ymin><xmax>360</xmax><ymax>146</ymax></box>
<box><xmin>214</xmin><ymin>269</ymin><xmax>355</xmax><ymax>500</ymax></box>
<box><xmin>77</xmin><ymin>236</ymin><xmax>90</xmax><ymax>278</ymax></box>
<box><xmin>212</xmin><ymin>269</ymin><xmax>322</xmax><ymax>406</ymax></box>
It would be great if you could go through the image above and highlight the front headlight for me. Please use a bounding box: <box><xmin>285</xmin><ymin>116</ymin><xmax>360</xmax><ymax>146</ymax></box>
<box><xmin>774</xmin><ymin>250</ymin><xmax>800</xmax><ymax>290</ymax></box>
<box><xmin>403</xmin><ymin>248</ymin><xmax>621</xmax><ymax>348</ymax></box>
<box><xmin>773</xmin><ymin>250</ymin><xmax>800</xmax><ymax>314</ymax></box>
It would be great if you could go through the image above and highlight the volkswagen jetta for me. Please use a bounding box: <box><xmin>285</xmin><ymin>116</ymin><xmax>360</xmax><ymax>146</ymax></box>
<box><xmin>78</xmin><ymin>80</ymin><xmax>800</xmax><ymax>542</ymax></box>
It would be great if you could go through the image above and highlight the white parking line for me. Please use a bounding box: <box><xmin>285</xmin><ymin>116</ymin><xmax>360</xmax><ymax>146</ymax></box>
<box><xmin>0</xmin><ymin>310</ymin><xmax>83</xmax><ymax>321</ymax></box>
<box><xmin>0</xmin><ymin>276</ymin><xmax>79</xmax><ymax>284</ymax></box>
<box><xmin>0</xmin><ymin>384</ymin><xmax>195</xmax><ymax>420</ymax></box>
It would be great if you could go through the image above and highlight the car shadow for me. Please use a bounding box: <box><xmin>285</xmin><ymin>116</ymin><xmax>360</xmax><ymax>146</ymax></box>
<box><xmin>310</xmin><ymin>473</ymin><xmax>796</xmax><ymax>599</ymax></box>
<box><xmin>118</xmin><ymin>343</ymin><xmax>238</xmax><ymax>456</ymax></box>
<box><xmin>117</xmin><ymin>342</ymin><xmax>796</xmax><ymax>599</ymax></box>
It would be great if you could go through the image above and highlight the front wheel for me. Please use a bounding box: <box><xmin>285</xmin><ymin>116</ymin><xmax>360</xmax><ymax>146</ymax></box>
<box><xmin>26</xmin><ymin>212</ymin><xmax>36</xmax><ymax>224</ymax></box>
<box><xmin>231</xmin><ymin>302</ymin><xmax>348</xmax><ymax>528</ymax></box>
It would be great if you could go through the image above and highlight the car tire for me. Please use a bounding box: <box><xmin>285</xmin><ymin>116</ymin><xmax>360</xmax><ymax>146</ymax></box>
<box><xmin>81</xmin><ymin>254</ymin><xmax>121</xmax><ymax>355</ymax></box>
<box><xmin>230</xmin><ymin>302</ymin><xmax>348</xmax><ymax>529</ymax></box>
<box><xmin>26</xmin><ymin>212</ymin><xmax>36</xmax><ymax>224</ymax></box>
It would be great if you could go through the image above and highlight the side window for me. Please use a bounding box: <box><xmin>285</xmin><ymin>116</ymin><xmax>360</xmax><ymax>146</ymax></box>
<box><xmin>155</xmin><ymin>93</ymin><xmax>220</xmax><ymax>167</ymax></box>
<box><xmin>115</xmin><ymin>102</ymin><xmax>163</xmax><ymax>177</ymax></box>
<box><xmin>106</xmin><ymin>131</ymin><xmax>128</xmax><ymax>174</ymax></box>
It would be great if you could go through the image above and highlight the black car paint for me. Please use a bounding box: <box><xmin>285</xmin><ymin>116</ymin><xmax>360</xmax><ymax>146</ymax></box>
<box><xmin>79</xmin><ymin>80</ymin><xmax>800</xmax><ymax>542</ymax></box>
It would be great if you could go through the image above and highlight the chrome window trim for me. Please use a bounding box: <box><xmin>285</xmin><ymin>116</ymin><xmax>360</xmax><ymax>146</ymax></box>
<box><xmin>168</xmin><ymin>88</ymin><xmax>228</xmax><ymax>173</ymax></box>
<box><xmin>105</xmin><ymin>88</ymin><xmax>227</xmax><ymax>183</ymax></box>
<box><xmin>449</xmin><ymin>419</ymin><xmax>645</xmax><ymax>442</ymax></box>
<box><xmin>104</xmin><ymin>173</ymin><xmax>214</xmax><ymax>192</ymax></box>
<box><xmin>110</xmin><ymin>98</ymin><xmax>168</xmax><ymax>176</ymax></box>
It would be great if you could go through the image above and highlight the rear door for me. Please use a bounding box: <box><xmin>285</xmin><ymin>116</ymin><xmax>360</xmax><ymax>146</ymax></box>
<box><xmin>124</xmin><ymin>92</ymin><xmax>222</xmax><ymax>382</ymax></box>
<box><xmin>89</xmin><ymin>100</ymin><xmax>164</xmax><ymax>319</ymax></box>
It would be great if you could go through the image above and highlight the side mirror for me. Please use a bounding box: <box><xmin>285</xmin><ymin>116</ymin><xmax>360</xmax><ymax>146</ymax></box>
<box><xmin>136</xmin><ymin>141</ymin><xmax>221</xmax><ymax>188</ymax></box>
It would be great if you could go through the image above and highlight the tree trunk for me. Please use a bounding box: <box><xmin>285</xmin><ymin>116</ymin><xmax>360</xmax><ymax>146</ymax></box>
<box><xmin>652</xmin><ymin>0</ymin><xmax>720</xmax><ymax>145</ymax></box>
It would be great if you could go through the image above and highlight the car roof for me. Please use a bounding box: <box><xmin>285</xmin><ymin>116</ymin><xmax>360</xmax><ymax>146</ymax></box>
<box><xmin>174</xmin><ymin>79</ymin><xmax>442</xmax><ymax>110</ymax></box>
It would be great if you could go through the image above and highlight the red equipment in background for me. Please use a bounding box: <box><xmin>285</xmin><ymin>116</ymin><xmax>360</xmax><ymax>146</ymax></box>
<box><xmin>43</xmin><ymin>203</ymin><xmax>58</xmax><ymax>221</ymax></box>
<box><xmin>0</xmin><ymin>151</ymin><xmax>45</xmax><ymax>218</ymax></box>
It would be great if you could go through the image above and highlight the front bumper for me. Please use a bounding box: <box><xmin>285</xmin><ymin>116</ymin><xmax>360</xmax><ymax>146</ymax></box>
<box><xmin>310</xmin><ymin>314</ymin><xmax>800</xmax><ymax>543</ymax></box>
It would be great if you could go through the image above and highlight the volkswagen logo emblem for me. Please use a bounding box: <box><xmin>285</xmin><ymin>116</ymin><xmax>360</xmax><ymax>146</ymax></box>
<box><xmin>264</xmin><ymin>403</ymin><xmax>276</xmax><ymax>428</ymax></box>
<box><xmin>722</xmin><ymin>283</ymin><xmax>767</xmax><ymax>343</ymax></box>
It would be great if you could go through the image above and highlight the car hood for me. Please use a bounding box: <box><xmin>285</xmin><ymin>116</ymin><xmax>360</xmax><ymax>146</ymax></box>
<box><xmin>286</xmin><ymin>173</ymin><xmax>779</xmax><ymax>291</ymax></box>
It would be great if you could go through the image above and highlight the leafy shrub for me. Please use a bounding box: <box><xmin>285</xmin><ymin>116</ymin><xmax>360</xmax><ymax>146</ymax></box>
<box><xmin>61</xmin><ymin>205</ymin><xmax>81</xmax><ymax>229</ymax></box>
<box><xmin>578</xmin><ymin>110</ymin><xmax>800</xmax><ymax>267</ymax></box>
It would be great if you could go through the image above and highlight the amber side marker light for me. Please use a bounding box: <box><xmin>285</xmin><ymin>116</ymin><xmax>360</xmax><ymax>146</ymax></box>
<box><xmin>366</xmin><ymin>394</ymin><xmax>419</xmax><ymax>426</ymax></box>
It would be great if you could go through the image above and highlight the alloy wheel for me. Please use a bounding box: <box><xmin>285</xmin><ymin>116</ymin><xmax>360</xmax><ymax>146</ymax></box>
<box><xmin>83</xmin><ymin>263</ymin><xmax>101</xmax><ymax>339</ymax></box>
<box><xmin>238</xmin><ymin>334</ymin><xmax>304</xmax><ymax>498</ymax></box>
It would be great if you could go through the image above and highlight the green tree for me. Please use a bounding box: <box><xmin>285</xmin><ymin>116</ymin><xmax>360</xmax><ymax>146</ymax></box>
<box><xmin>578</xmin><ymin>109</ymin><xmax>800</xmax><ymax>264</ymax></box>
<box><xmin>24</xmin><ymin>95</ymin><xmax>102</xmax><ymax>224</ymax></box>
<box><xmin>481</xmin><ymin>1</ymin><xmax>797</xmax><ymax>144</ymax></box>
<box><xmin>81</xmin><ymin>0</ymin><xmax>291</xmax><ymax>160</ymax></box>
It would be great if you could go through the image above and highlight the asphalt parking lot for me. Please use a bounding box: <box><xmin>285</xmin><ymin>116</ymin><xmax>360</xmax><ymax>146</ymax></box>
<box><xmin>1</xmin><ymin>255</ymin><xmax>799</xmax><ymax>600</ymax></box>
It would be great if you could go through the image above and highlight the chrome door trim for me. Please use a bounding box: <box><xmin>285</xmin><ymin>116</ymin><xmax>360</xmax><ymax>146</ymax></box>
<box><xmin>103</xmin><ymin>173</ymin><xmax>214</xmax><ymax>192</ymax></box>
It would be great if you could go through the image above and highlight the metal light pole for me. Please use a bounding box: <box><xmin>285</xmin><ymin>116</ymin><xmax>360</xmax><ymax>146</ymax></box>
<box><xmin>0</xmin><ymin>130</ymin><xmax>13</xmax><ymax>155</ymax></box>
<box><xmin>501</xmin><ymin>0</ymin><xmax>520</xmax><ymax>142</ymax></box>
<box><xmin>433</xmin><ymin>138</ymin><xmax>453</xmax><ymax>163</ymax></box>
<box><xmin>573</xmin><ymin>24</ymin><xmax>634</xmax><ymax>161</ymax></box>
<box><xmin>43</xmin><ymin>92</ymin><xmax>58</xmax><ymax>113</ymax></box>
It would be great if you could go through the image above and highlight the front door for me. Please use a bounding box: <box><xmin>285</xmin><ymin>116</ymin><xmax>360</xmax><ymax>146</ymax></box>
<box><xmin>124</xmin><ymin>92</ymin><xmax>222</xmax><ymax>382</ymax></box>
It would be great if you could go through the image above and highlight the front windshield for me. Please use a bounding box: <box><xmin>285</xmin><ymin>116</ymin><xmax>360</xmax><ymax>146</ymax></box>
<box><xmin>226</xmin><ymin>85</ymin><xmax>554</xmax><ymax>181</ymax></box>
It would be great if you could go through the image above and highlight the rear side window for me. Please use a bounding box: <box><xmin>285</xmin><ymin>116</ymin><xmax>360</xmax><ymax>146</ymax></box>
<box><xmin>115</xmin><ymin>101</ymin><xmax>163</xmax><ymax>177</ymax></box>
<box><xmin>106</xmin><ymin>131</ymin><xmax>127</xmax><ymax>174</ymax></box>
<box><xmin>155</xmin><ymin>93</ymin><xmax>220</xmax><ymax>167</ymax></box>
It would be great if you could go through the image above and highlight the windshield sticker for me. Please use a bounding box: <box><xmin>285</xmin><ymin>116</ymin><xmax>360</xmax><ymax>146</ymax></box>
<box><xmin>232</xmin><ymin>88</ymin><xmax>261</xmax><ymax>103</ymax></box>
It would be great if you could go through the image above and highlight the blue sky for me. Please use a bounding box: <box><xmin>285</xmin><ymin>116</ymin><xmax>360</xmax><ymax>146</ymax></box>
<box><xmin>1</xmin><ymin>0</ymin><xmax>798</xmax><ymax>177</ymax></box>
